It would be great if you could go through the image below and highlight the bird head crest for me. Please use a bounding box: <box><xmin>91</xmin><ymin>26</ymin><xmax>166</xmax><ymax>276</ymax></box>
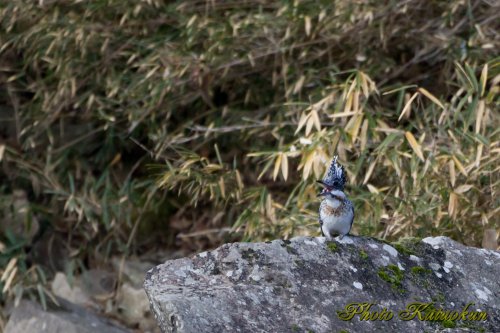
<box><xmin>318</xmin><ymin>155</ymin><xmax>347</xmax><ymax>191</ymax></box>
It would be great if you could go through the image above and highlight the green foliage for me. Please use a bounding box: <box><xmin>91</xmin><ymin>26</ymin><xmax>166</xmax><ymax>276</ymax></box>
<box><xmin>0</xmin><ymin>0</ymin><xmax>498</xmax><ymax>314</ymax></box>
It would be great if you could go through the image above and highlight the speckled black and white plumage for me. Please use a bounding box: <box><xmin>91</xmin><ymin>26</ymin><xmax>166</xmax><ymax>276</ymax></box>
<box><xmin>319</xmin><ymin>193</ymin><xmax>354</xmax><ymax>239</ymax></box>
<box><xmin>318</xmin><ymin>156</ymin><xmax>354</xmax><ymax>239</ymax></box>
<box><xmin>322</xmin><ymin>156</ymin><xmax>347</xmax><ymax>190</ymax></box>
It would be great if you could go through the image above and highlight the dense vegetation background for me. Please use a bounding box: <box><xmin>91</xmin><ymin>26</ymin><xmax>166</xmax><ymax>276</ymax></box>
<box><xmin>0</xmin><ymin>0</ymin><xmax>498</xmax><ymax>329</ymax></box>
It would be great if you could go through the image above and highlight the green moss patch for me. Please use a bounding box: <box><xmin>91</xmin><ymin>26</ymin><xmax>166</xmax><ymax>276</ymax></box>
<box><xmin>411</xmin><ymin>266</ymin><xmax>432</xmax><ymax>275</ymax></box>
<box><xmin>391</xmin><ymin>237</ymin><xmax>423</xmax><ymax>256</ymax></box>
<box><xmin>378</xmin><ymin>264</ymin><xmax>405</xmax><ymax>293</ymax></box>
<box><xmin>326</xmin><ymin>241</ymin><xmax>339</xmax><ymax>253</ymax></box>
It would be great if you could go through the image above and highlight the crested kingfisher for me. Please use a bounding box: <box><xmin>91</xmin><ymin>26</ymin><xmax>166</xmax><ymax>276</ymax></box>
<box><xmin>317</xmin><ymin>156</ymin><xmax>354</xmax><ymax>240</ymax></box>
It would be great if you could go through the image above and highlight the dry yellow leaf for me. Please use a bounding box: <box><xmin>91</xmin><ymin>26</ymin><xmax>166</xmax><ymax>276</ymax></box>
<box><xmin>2</xmin><ymin>267</ymin><xmax>17</xmax><ymax>293</ymax></box>
<box><xmin>328</xmin><ymin>111</ymin><xmax>357</xmax><ymax>118</ymax></box>
<box><xmin>348</xmin><ymin>114</ymin><xmax>364</xmax><ymax>144</ymax></box>
<box><xmin>273</xmin><ymin>153</ymin><xmax>282</xmax><ymax>181</ymax></box>
<box><xmin>218</xmin><ymin>178</ymin><xmax>225</xmax><ymax>198</ymax></box>
<box><xmin>305</xmin><ymin>16</ymin><xmax>312</xmax><ymax>36</ymax></box>
<box><xmin>480</xmin><ymin>63</ymin><xmax>488</xmax><ymax>97</ymax></box>
<box><xmin>452</xmin><ymin>155</ymin><xmax>468</xmax><ymax>176</ymax></box>
<box><xmin>475</xmin><ymin>144</ymin><xmax>483</xmax><ymax>167</ymax></box>
<box><xmin>235</xmin><ymin>169</ymin><xmax>244</xmax><ymax>190</ymax></box>
<box><xmin>376</xmin><ymin>119</ymin><xmax>391</xmax><ymax>129</ymax></box>
<box><xmin>293</xmin><ymin>75</ymin><xmax>305</xmax><ymax>94</ymax></box>
<box><xmin>360</xmin><ymin>72</ymin><xmax>370</xmax><ymax>98</ymax></box>
<box><xmin>363</xmin><ymin>159</ymin><xmax>377</xmax><ymax>184</ymax></box>
<box><xmin>346</xmin><ymin>78</ymin><xmax>357</xmax><ymax>99</ymax></box>
<box><xmin>399</xmin><ymin>92</ymin><xmax>418</xmax><ymax>122</ymax></box>
<box><xmin>266</xmin><ymin>194</ymin><xmax>272</xmax><ymax>215</ymax></box>
<box><xmin>311</xmin><ymin>110</ymin><xmax>321</xmax><ymax>132</ymax></box>
<box><xmin>448</xmin><ymin>192</ymin><xmax>458</xmax><ymax>219</ymax></box>
<box><xmin>281</xmin><ymin>153</ymin><xmax>289</xmax><ymax>181</ymax></box>
<box><xmin>187</xmin><ymin>15</ymin><xmax>197</xmax><ymax>28</ymax></box>
<box><xmin>109</xmin><ymin>153</ymin><xmax>121</xmax><ymax>167</ymax></box>
<box><xmin>405</xmin><ymin>131</ymin><xmax>424</xmax><ymax>161</ymax></box>
<box><xmin>302</xmin><ymin>152</ymin><xmax>315</xmax><ymax>179</ymax></box>
<box><xmin>344</xmin><ymin>91</ymin><xmax>353</xmax><ymax>113</ymax></box>
<box><xmin>418</xmin><ymin>87</ymin><xmax>445</xmax><ymax>110</ymax></box>
<box><xmin>353</xmin><ymin>90</ymin><xmax>359</xmax><ymax>113</ymax></box>
<box><xmin>360</xmin><ymin>119</ymin><xmax>368</xmax><ymax>152</ymax></box>
<box><xmin>367</xmin><ymin>184</ymin><xmax>379</xmax><ymax>194</ymax></box>
<box><xmin>1</xmin><ymin>258</ymin><xmax>17</xmax><ymax>282</ymax></box>
<box><xmin>475</xmin><ymin>100</ymin><xmax>485</xmax><ymax>134</ymax></box>
<box><xmin>454</xmin><ymin>184</ymin><xmax>473</xmax><ymax>194</ymax></box>
<box><xmin>449</xmin><ymin>160</ymin><xmax>456</xmax><ymax>187</ymax></box>
<box><xmin>295</xmin><ymin>112</ymin><xmax>309</xmax><ymax>134</ymax></box>
<box><xmin>305</xmin><ymin>114</ymin><xmax>314</xmax><ymax>136</ymax></box>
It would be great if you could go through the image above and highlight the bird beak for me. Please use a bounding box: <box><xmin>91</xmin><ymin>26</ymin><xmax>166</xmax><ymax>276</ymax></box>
<box><xmin>316</xmin><ymin>180</ymin><xmax>327</xmax><ymax>187</ymax></box>
<box><xmin>317</xmin><ymin>180</ymin><xmax>330</xmax><ymax>197</ymax></box>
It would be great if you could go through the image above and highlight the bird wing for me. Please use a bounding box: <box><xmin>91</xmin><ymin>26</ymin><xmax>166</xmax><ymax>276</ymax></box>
<box><xmin>319</xmin><ymin>201</ymin><xmax>325</xmax><ymax>236</ymax></box>
<box><xmin>348</xmin><ymin>202</ymin><xmax>355</xmax><ymax>234</ymax></box>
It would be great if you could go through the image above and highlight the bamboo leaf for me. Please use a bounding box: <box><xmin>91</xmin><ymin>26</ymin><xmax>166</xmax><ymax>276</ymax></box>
<box><xmin>293</xmin><ymin>75</ymin><xmax>305</xmax><ymax>94</ymax></box>
<box><xmin>418</xmin><ymin>87</ymin><xmax>445</xmax><ymax>110</ymax></box>
<box><xmin>305</xmin><ymin>114</ymin><xmax>314</xmax><ymax>136</ymax></box>
<box><xmin>281</xmin><ymin>153</ymin><xmax>289</xmax><ymax>181</ymax></box>
<box><xmin>2</xmin><ymin>267</ymin><xmax>17</xmax><ymax>293</ymax></box>
<box><xmin>455</xmin><ymin>62</ymin><xmax>475</xmax><ymax>91</ymax></box>
<box><xmin>454</xmin><ymin>184</ymin><xmax>473</xmax><ymax>194</ymax></box>
<box><xmin>304</xmin><ymin>16</ymin><xmax>312</xmax><ymax>36</ymax></box>
<box><xmin>367</xmin><ymin>184</ymin><xmax>379</xmax><ymax>194</ymax></box>
<box><xmin>218</xmin><ymin>177</ymin><xmax>225</xmax><ymax>198</ymax></box>
<box><xmin>448</xmin><ymin>192</ymin><xmax>458</xmax><ymax>219</ymax></box>
<box><xmin>359</xmin><ymin>72</ymin><xmax>370</xmax><ymax>98</ymax></box>
<box><xmin>273</xmin><ymin>153</ymin><xmax>282</xmax><ymax>181</ymax></box>
<box><xmin>475</xmin><ymin>100</ymin><xmax>485</xmax><ymax>134</ymax></box>
<box><xmin>464</xmin><ymin>63</ymin><xmax>479</xmax><ymax>93</ymax></box>
<box><xmin>452</xmin><ymin>155</ymin><xmax>468</xmax><ymax>176</ymax></box>
<box><xmin>235</xmin><ymin>170</ymin><xmax>244</xmax><ymax>190</ymax></box>
<box><xmin>363</xmin><ymin>159</ymin><xmax>377</xmax><ymax>184</ymax></box>
<box><xmin>302</xmin><ymin>152</ymin><xmax>315</xmax><ymax>179</ymax></box>
<box><xmin>399</xmin><ymin>92</ymin><xmax>418</xmax><ymax>122</ymax></box>
<box><xmin>360</xmin><ymin>119</ymin><xmax>368</xmax><ymax>152</ymax></box>
<box><xmin>404</xmin><ymin>131</ymin><xmax>424</xmax><ymax>161</ymax></box>
<box><xmin>311</xmin><ymin>110</ymin><xmax>321</xmax><ymax>132</ymax></box>
<box><xmin>1</xmin><ymin>258</ymin><xmax>17</xmax><ymax>282</ymax></box>
<box><xmin>449</xmin><ymin>159</ymin><xmax>456</xmax><ymax>187</ymax></box>
<box><xmin>479</xmin><ymin>64</ymin><xmax>488</xmax><ymax>97</ymax></box>
<box><xmin>382</xmin><ymin>85</ymin><xmax>418</xmax><ymax>95</ymax></box>
<box><xmin>295</xmin><ymin>112</ymin><xmax>309</xmax><ymax>134</ymax></box>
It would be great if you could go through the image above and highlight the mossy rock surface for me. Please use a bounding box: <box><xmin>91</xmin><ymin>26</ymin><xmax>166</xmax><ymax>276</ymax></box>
<box><xmin>145</xmin><ymin>236</ymin><xmax>500</xmax><ymax>332</ymax></box>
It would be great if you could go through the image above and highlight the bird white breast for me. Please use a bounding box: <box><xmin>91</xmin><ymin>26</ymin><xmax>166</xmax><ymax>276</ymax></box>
<box><xmin>320</xmin><ymin>202</ymin><xmax>353</xmax><ymax>236</ymax></box>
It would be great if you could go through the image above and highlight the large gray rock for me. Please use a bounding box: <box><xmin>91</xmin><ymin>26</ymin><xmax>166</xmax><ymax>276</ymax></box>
<box><xmin>144</xmin><ymin>236</ymin><xmax>500</xmax><ymax>333</ymax></box>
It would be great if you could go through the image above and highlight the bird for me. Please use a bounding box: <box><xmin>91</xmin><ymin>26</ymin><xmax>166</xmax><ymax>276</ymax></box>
<box><xmin>317</xmin><ymin>156</ymin><xmax>354</xmax><ymax>240</ymax></box>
